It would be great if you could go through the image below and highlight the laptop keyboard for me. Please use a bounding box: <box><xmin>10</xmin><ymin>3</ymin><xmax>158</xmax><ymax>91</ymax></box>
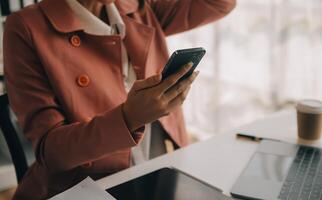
<box><xmin>279</xmin><ymin>146</ymin><xmax>322</xmax><ymax>200</ymax></box>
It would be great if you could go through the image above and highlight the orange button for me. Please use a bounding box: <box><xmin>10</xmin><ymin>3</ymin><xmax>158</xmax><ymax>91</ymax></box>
<box><xmin>82</xmin><ymin>162</ymin><xmax>92</xmax><ymax>168</ymax></box>
<box><xmin>70</xmin><ymin>35</ymin><xmax>81</xmax><ymax>47</ymax></box>
<box><xmin>76</xmin><ymin>75</ymin><xmax>90</xmax><ymax>87</ymax></box>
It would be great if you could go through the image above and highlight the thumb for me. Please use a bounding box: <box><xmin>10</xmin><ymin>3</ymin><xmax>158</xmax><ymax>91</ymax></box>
<box><xmin>132</xmin><ymin>74</ymin><xmax>162</xmax><ymax>91</ymax></box>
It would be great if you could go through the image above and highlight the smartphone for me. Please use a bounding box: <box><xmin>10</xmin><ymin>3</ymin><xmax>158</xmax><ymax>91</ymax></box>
<box><xmin>162</xmin><ymin>47</ymin><xmax>206</xmax><ymax>82</ymax></box>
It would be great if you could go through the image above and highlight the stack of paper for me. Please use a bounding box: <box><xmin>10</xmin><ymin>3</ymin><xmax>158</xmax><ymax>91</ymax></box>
<box><xmin>49</xmin><ymin>177</ymin><xmax>116</xmax><ymax>200</ymax></box>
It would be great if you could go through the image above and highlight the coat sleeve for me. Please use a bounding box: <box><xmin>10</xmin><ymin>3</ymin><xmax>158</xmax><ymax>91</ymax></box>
<box><xmin>147</xmin><ymin>0</ymin><xmax>236</xmax><ymax>36</ymax></box>
<box><xmin>3</xmin><ymin>13</ymin><xmax>141</xmax><ymax>173</ymax></box>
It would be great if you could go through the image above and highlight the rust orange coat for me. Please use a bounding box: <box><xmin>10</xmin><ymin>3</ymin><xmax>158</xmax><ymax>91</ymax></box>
<box><xmin>3</xmin><ymin>0</ymin><xmax>235</xmax><ymax>199</ymax></box>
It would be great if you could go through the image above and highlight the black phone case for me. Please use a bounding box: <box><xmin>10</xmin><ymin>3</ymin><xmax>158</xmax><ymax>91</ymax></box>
<box><xmin>162</xmin><ymin>47</ymin><xmax>206</xmax><ymax>81</ymax></box>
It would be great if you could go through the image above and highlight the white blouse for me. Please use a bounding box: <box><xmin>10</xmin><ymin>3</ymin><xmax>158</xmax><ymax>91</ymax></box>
<box><xmin>65</xmin><ymin>0</ymin><xmax>151</xmax><ymax>165</ymax></box>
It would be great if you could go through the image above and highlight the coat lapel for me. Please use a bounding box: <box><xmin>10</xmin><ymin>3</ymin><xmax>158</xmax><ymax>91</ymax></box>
<box><xmin>40</xmin><ymin>0</ymin><xmax>154</xmax><ymax>80</ymax></box>
<box><xmin>122</xmin><ymin>15</ymin><xmax>155</xmax><ymax>80</ymax></box>
<box><xmin>39</xmin><ymin>0</ymin><xmax>84</xmax><ymax>33</ymax></box>
<box><xmin>39</xmin><ymin>0</ymin><xmax>139</xmax><ymax>33</ymax></box>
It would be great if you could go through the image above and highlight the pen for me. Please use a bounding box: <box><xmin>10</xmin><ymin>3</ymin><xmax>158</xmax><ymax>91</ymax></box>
<box><xmin>236</xmin><ymin>133</ymin><xmax>280</xmax><ymax>142</ymax></box>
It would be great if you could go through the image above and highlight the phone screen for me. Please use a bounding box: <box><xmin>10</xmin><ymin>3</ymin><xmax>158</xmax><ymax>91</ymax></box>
<box><xmin>162</xmin><ymin>47</ymin><xmax>206</xmax><ymax>81</ymax></box>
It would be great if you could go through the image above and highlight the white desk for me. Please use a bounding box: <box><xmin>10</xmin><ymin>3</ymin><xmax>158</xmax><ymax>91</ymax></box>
<box><xmin>96</xmin><ymin>109</ymin><xmax>321</xmax><ymax>196</ymax></box>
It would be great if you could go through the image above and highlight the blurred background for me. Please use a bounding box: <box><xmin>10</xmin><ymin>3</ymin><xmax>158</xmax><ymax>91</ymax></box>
<box><xmin>168</xmin><ymin>0</ymin><xmax>322</xmax><ymax>140</ymax></box>
<box><xmin>1</xmin><ymin>0</ymin><xmax>322</xmax><ymax>199</ymax></box>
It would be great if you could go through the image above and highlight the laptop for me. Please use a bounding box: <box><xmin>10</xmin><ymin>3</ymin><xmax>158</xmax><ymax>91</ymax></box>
<box><xmin>106</xmin><ymin>167</ymin><xmax>235</xmax><ymax>200</ymax></box>
<box><xmin>231</xmin><ymin>140</ymin><xmax>322</xmax><ymax>200</ymax></box>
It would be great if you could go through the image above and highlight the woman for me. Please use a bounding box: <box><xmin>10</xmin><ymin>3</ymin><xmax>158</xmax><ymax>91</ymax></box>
<box><xmin>3</xmin><ymin>0</ymin><xmax>235</xmax><ymax>199</ymax></box>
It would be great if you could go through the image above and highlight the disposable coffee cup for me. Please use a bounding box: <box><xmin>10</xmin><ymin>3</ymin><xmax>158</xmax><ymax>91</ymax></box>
<box><xmin>296</xmin><ymin>100</ymin><xmax>322</xmax><ymax>140</ymax></box>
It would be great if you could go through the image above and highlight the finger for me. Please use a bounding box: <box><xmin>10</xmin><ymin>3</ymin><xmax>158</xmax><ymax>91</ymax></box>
<box><xmin>158</xmin><ymin>62</ymin><xmax>194</xmax><ymax>94</ymax></box>
<box><xmin>163</xmin><ymin>71</ymin><xmax>199</xmax><ymax>101</ymax></box>
<box><xmin>167</xmin><ymin>85</ymin><xmax>191</xmax><ymax>110</ymax></box>
<box><xmin>131</xmin><ymin>74</ymin><xmax>162</xmax><ymax>91</ymax></box>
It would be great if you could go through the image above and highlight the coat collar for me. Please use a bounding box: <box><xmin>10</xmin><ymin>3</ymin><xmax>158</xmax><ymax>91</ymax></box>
<box><xmin>39</xmin><ymin>0</ymin><xmax>138</xmax><ymax>33</ymax></box>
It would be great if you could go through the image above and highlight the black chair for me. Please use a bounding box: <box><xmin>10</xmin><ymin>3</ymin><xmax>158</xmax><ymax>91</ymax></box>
<box><xmin>1</xmin><ymin>0</ymin><xmax>39</xmax><ymax>16</ymax></box>
<box><xmin>0</xmin><ymin>93</ymin><xmax>28</xmax><ymax>182</ymax></box>
<box><xmin>0</xmin><ymin>0</ymin><xmax>39</xmax><ymax>183</ymax></box>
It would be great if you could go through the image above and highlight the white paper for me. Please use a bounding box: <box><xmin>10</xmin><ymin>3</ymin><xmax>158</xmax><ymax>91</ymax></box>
<box><xmin>49</xmin><ymin>177</ymin><xmax>116</xmax><ymax>200</ymax></box>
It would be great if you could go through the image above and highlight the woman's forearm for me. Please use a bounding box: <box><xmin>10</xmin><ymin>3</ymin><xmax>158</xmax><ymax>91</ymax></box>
<box><xmin>41</xmin><ymin>104</ymin><xmax>138</xmax><ymax>172</ymax></box>
<box><xmin>148</xmin><ymin>0</ymin><xmax>236</xmax><ymax>36</ymax></box>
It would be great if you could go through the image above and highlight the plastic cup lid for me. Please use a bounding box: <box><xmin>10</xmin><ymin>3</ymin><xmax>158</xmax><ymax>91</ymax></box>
<box><xmin>296</xmin><ymin>99</ymin><xmax>322</xmax><ymax>114</ymax></box>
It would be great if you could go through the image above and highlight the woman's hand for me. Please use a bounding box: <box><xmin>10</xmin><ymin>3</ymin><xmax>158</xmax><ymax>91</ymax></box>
<box><xmin>122</xmin><ymin>62</ymin><xmax>199</xmax><ymax>132</ymax></box>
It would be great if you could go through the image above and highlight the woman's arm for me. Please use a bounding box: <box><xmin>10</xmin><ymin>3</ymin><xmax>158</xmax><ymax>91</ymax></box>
<box><xmin>3</xmin><ymin>13</ymin><xmax>140</xmax><ymax>173</ymax></box>
<box><xmin>147</xmin><ymin>0</ymin><xmax>236</xmax><ymax>36</ymax></box>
